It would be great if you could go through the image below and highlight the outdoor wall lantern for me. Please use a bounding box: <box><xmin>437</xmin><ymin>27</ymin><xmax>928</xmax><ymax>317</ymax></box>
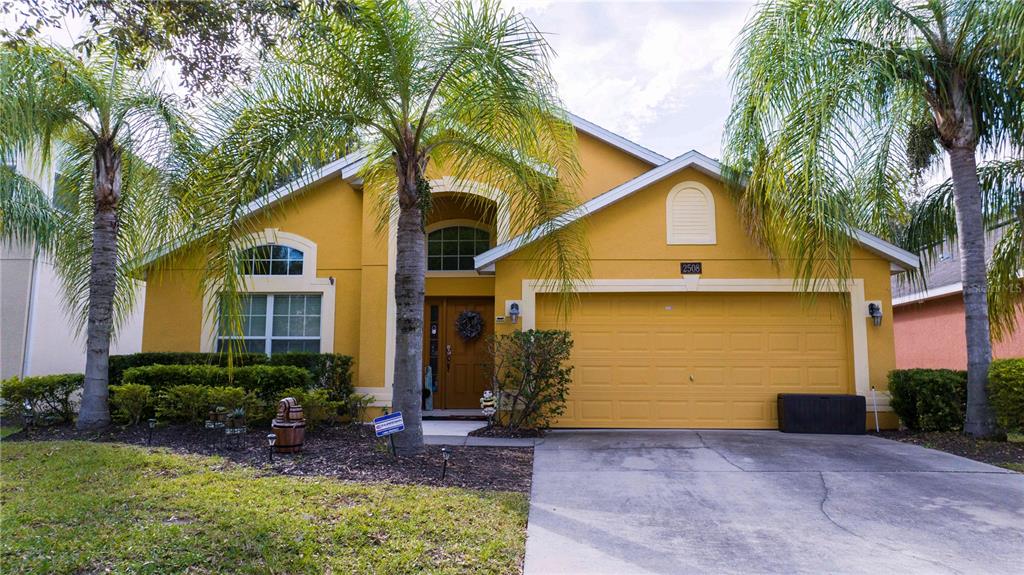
<box><xmin>267</xmin><ymin>433</ymin><xmax>277</xmax><ymax>463</ymax></box>
<box><xmin>867</xmin><ymin>302</ymin><xmax>883</xmax><ymax>327</ymax></box>
<box><xmin>509</xmin><ymin>302</ymin><xmax>520</xmax><ymax>324</ymax></box>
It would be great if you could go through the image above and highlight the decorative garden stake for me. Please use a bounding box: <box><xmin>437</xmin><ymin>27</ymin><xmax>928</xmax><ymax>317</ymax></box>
<box><xmin>147</xmin><ymin>418</ymin><xmax>156</xmax><ymax>445</ymax></box>
<box><xmin>267</xmin><ymin>433</ymin><xmax>277</xmax><ymax>464</ymax></box>
<box><xmin>480</xmin><ymin>390</ymin><xmax>497</xmax><ymax>429</ymax></box>
<box><xmin>441</xmin><ymin>447</ymin><xmax>450</xmax><ymax>480</ymax></box>
<box><xmin>22</xmin><ymin>401</ymin><xmax>34</xmax><ymax>430</ymax></box>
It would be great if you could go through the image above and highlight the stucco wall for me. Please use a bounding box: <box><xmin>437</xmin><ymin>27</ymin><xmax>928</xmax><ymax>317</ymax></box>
<box><xmin>894</xmin><ymin>294</ymin><xmax>1024</xmax><ymax>369</ymax></box>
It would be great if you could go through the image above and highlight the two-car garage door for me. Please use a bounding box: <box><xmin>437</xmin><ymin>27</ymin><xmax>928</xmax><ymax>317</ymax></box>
<box><xmin>536</xmin><ymin>292</ymin><xmax>853</xmax><ymax>428</ymax></box>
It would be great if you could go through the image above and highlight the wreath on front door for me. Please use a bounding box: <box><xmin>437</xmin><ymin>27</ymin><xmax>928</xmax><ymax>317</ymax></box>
<box><xmin>455</xmin><ymin>310</ymin><xmax>485</xmax><ymax>341</ymax></box>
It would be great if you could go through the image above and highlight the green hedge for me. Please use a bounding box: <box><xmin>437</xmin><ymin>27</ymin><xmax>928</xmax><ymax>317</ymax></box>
<box><xmin>989</xmin><ymin>358</ymin><xmax>1024</xmax><ymax>432</ymax></box>
<box><xmin>0</xmin><ymin>373</ymin><xmax>83</xmax><ymax>424</ymax></box>
<box><xmin>109</xmin><ymin>352</ymin><xmax>268</xmax><ymax>386</ymax></box>
<box><xmin>888</xmin><ymin>369</ymin><xmax>967</xmax><ymax>432</ymax></box>
<box><xmin>109</xmin><ymin>352</ymin><xmax>353</xmax><ymax>395</ymax></box>
<box><xmin>121</xmin><ymin>364</ymin><xmax>313</xmax><ymax>401</ymax></box>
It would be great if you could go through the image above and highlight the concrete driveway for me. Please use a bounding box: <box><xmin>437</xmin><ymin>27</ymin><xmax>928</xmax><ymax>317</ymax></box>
<box><xmin>525</xmin><ymin>430</ymin><xmax>1024</xmax><ymax>575</ymax></box>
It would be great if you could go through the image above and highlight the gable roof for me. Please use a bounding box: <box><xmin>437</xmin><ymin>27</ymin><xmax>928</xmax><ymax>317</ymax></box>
<box><xmin>473</xmin><ymin>150</ymin><xmax>920</xmax><ymax>272</ymax></box>
<box><xmin>566</xmin><ymin>113</ymin><xmax>669</xmax><ymax>165</ymax></box>
<box><xmin>892</xmin><ymin>227</ymin><xmax>1008</xmax><ymax>305</ymax></box>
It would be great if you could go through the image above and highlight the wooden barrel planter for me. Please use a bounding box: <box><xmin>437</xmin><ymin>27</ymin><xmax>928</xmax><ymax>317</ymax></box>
<box><xmin>271</xmin><ymin>397</ymin><xmax>306</xmax><ymax>453</ymax></box>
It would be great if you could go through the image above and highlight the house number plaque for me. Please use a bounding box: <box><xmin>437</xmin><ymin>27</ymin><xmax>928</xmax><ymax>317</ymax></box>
<box><xmin>680</xmin><ymin>262</ymin><xmax>702</xmax><ymax>275</ymax></box>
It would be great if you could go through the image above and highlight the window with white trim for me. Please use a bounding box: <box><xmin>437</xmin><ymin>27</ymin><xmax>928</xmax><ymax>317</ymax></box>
<box><xmin>217</xmin><ymin>293</ymin><xmax>321</xmax><ymax>354</ymax></box>
<box><xmin>239</xmin><ymin>245</ymin><xmax>304</xmax><ymax>276</ymax></box>
<box><xmin>666</xmin><ymin>183</ymin><xmax>716</xmax><ymax>244</ymax></box>
<box><xmin>427</xmin><ymin>226</ymin><xmax>490</xmax><ymax>271</ymax></box>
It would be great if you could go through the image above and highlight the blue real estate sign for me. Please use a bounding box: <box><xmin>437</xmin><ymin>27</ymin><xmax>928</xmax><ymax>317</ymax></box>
<box><xmin>373</xmin><ymin>412</ymin><xmax>405</xmax><ymax>437</ymax></box>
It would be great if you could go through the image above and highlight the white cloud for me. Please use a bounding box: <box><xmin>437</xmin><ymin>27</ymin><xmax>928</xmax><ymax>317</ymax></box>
<box><xmin>511</xmin><ymin>0</ymin><xmax>754</xmax><ymax>158</ymax></box>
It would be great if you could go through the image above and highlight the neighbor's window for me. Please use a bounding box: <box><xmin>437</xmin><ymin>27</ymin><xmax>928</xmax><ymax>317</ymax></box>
<box><xmin>427</xmin><ymin>226</ymin><xmax>490</xmax><ymax>271</ymax></box>
<box><xmin>217</xmin><ymin>293</ymin><xmax>321</xmax><ymax>354</ymax></box>
<box><xmin>239</xmin><ymin>244</ymin><xmax>304</xmax><ymax>276</ymax></box>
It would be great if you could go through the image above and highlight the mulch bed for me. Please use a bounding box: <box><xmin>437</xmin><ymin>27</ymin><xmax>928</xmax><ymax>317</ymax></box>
<box><xmin>6</xmin><ymin>423</ymin><xmax>533</xmax><ymax>493</ymax></box>
<box><xmin>876</xmin><ymin>430</ymin><xmax>1024</xmax><ymax>468</ymax></box>
<box><xmin>468</xmin><ymin>425</ymin><xmax>544</xmax><ymax>439</ymax></box>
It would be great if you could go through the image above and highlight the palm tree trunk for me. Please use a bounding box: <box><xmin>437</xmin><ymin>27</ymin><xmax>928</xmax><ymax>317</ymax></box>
<box><xmin>948</xmin><ymin>145</ymin><xmax>997</xmax><ymax>437</ymax></box>
<box><xmin>77</xmin><ymin>142</ymin><xmax>121</xmax><ymax>430</ymax></box>
<box><xmin>389</xmin><ymin>174</ymin><xmax>426</xmax><ymax>454</ymax></box>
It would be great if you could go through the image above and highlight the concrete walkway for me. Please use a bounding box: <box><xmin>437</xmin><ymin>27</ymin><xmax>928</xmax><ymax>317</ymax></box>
<box><xmin>421</xmin><ymin>419</ymin><xmax>537</xmax><ymax>447</ymax></box>
<box><xmin>525</xmin><ymin>430</ymin><xmax>1024</xmax><ymax>574</ymax></box>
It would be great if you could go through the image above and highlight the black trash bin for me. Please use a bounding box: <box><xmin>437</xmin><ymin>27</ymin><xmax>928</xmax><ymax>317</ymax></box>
<box><xmin>777</xmin><ymin>394</ymin><xmax>865</xmax><ymax>434</ymax></box>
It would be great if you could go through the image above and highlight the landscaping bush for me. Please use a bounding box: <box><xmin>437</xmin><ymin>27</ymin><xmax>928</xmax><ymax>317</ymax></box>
<box><xmin>206</xmin><ymin>386</ymin><xmax>251</xmax><ymax>412</ymax></box>
<box><xmin>109</xmin><ymin>384</ymin><xmax>153</xmax><ymax>425</ymax></box>
<box><xmin>156</xmin><ymin>385</ymin><xmax>211</xmax><ymax>423</ymax></box>
<box><xmin>280</xmin><ymin>387</ymin><xmax>342</xmax><ymax>430</ymax></box>
<box><xmin>109</xmin><ymin>352</ymin><xmax>267</xmax><ymax>385</ymax></box>
<box><xmin>232</xmin><ymin>365</ymin><xmax>313</xmax><ymax>401</ymax></box>
<box><xmin>888</xmin><ymin>369</ymin><xmax>967</xmax><ymax>432</ymax></box>
<box><xmin>122</xmin><ymin>365</ymin><xmax>228</xmax><ymax>395</ymax></box>
<box><xmin>489</xmin><ymin>329</ymin><xmax>574</xmax><ymax>432</ymax></box>
<box><xmin>344</xmin><ymin>393</ymin><xmax>376</xmax><ymax>423</ymax></box>
<box><xmin>989</xmin><ymin>358</ymin><xmax>1024</xmax><ymax>432</ymax></box>
<box><xmin>0</xmin><ymin>373</ymin><xmax>83</xmax><ymax>424</ymax></box>
<box><xmin>269</xmin><ymin>353</ymin><xmax>354</xmax><ymax>400</ymax></box>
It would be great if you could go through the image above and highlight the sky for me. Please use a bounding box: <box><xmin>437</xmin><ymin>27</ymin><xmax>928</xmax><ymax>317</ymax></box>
<box><xmin>510</xmin><ymin>0</ymin><xmax>756</xmax><ymax>159</ymax></box>
<box><xmin>4</xmin><ymin>0</ymin><xmax>756</xmax><ymax>160</ymax></box>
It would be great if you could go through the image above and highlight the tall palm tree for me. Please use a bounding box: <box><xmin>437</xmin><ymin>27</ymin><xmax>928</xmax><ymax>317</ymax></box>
<box><xmin>0</xmin><ymin>40</ymin><xmax>195</xmax><ymax>429</ymax></box>
<box><xmin>195</xmin><ymin>0</ymin><xmax>583</xmax><ymax>454</ymax></box>
<box><xmin>723</xmin><ymin>0</ymin><xmax>1023</xmax><ymax>437</ymax></box>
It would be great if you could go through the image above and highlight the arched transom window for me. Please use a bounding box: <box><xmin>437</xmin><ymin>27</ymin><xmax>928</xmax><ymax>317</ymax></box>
<box><xmin>666</xmin><ymin>182</ymin><xmax>716</xmax><ymax>245</ymax></box>
<box><xmin>239</xmin><ymin>244</ymin><xmax>304</xmax><ymax>276</ymax></box>
<box><xmin>427</xmin><ymin>226</ymin><xmax>490</xmax><ymax>271</ymax></box>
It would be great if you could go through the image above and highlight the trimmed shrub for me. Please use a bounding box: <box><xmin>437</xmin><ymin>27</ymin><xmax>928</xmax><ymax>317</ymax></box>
<box><xmin>109</xmin><ymin>384</ymin><xmax>153</xmax><ymax>425</ymax></box>
<box><xmin>269</xmin><ymin>353</ymin><xmax>354</xmax><ymax>400</ymax></box>
<box><xmin>490</xmin><ymin>329</ymin><xmax>574</xmax><ymax>432</ymax></box>
<box><xmin>206</xmin><ymin>386</ymin><xmax>250</xmax><ymax>412</ymax></box>
<box><xmin>109</xmin><ymin>352</ymin><xmax>268</xmax><ymax>385</ymax></box>
<box><xmin>0</xmin><ymin>373</ymin><xmax>83</xmax><ymax>424</ymax></box>
<box><xmin>280</xmin><ymin>387</ymin><xmax>342</xmax><ymax>431</ymax></box>
<box><xmin>122</xmin><ymin>365</ymin><xmax>228</xmax><ymax>395</ymax></box>
<box><xmin>156</xmin><ymin>385</ymin><xmax>210</xmax><ymax>423</ymax></box>
<box><xmin>989</xmin><ymin>358</ymin><xmax>1024</xmax><ymax>431</ymax></box>
<box><xmin>232</xmin><ymin>365</ymin><xmax>313</xmax><ymax>401</ymax></box>
<box><xmin>888</xmin><ymin>369</ymin><xmax>967</xmax><ymax>432</ymax></box>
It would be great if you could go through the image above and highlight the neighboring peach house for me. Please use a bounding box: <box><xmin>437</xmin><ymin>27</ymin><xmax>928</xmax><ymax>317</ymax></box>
<box><xmin>892</xmin><ymin>230</ymin><xmax>1024</xmax><ymax>370</ymax></box>
<box><xmin>142</xmin><ymin>114</ymin><xmax>918</xmax><ymax>429</ymax></box>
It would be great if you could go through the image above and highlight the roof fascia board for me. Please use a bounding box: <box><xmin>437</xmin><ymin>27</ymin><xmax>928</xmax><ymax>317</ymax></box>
<box><xmin>475</xmin><ymin>151</ymin><xmax>920</xmax><ymax>272</ymax></box>
<box><xmin>893</xmin><ymin>282</ymin><xmax>963</xmax><ymax>306</ymax></box>
<box><xmin>566</xmin><ymin>112</ymin><xmax>669</xmax><ymax>166</ymax></box>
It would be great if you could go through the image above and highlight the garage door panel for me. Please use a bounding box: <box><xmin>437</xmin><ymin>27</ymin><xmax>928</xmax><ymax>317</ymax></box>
<box><xmin>538</xmin><ymin>292</ymin><xmax>852</xmax><ymax>428</ymax></box>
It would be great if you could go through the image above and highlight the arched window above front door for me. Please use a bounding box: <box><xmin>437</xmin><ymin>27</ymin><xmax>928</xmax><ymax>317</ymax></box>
<box><xmin>239</xmin><ymin>244</ymin><xmax>304</xmax><ymax>276</ymax></box>
<box><xmin>427</xmin><ymin>226</ymin><xmax>490</xmax><ymax>271</ymax></box>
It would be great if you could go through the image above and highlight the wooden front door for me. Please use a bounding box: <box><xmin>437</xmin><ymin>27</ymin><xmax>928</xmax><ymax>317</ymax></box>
<box><xmin>423</xmin><ymin>297</ymin><xmax>494</xmax><ymax>409</ymax></box>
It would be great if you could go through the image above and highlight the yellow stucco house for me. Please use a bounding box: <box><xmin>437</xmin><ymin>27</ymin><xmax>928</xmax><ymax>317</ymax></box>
<box><xmin>142</xmin><ymin>114</ymin><xmax>918</xmax><ymax>429</ymax></box>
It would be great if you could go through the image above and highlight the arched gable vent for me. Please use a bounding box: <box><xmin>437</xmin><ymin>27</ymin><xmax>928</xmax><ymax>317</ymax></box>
<box><xmin>666</xmin><ymin>181</ymin><xmax>716</xmax><ymax>245</ymax></box>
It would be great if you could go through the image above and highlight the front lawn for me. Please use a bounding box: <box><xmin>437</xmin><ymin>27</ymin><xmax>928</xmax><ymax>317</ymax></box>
<box><xmin>0</xmin><ymin>441</ymin><xmax>528</xmax><ymax>574</ymax></box>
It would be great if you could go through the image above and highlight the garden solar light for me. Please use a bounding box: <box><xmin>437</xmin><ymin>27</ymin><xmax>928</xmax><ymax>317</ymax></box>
<box><xmin>440</xmin><ymin>447</ymin><xmax>450</xmax><ymax>480</ymax></box>
<box><xmin>147</xmin><ymin>418</ymin><xmax>156</xmax><ymax>445</ymax></box>
<box><xmin>22</xmin><ymin>401</ymin><xmax>34</xmax><ymax>429</ymax></box>
<box><xmin>267</xmin><ymin>433</ymin><xmax>277</xmax><ymax>463</ymax></box>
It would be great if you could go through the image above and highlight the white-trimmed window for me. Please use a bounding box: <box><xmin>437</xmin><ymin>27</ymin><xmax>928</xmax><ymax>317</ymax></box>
<box><xmin>666</xmin><ymin>182</ymin><xmax>716</xmax><ymax>245</ymax></box>
<box><xmin>239</xmin><ymin>244</ymin><xmax>304</xmax><ymax>276</ymax></box>
<box><xmin>217</xmin><ymin>293</ymin><xmax>321</xmax><ymax>354</ymax></box>
<box><xmin>427</xmin><ymin>226</ymin><xmax>491</xmax><ymax>271</ymax></box>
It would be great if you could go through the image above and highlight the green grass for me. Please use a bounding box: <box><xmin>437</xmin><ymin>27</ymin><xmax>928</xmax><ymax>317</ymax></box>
<box><xmin>998</xmin><ymin>462</ymin><xmax>1024</xmax><ymax>472</ymax></box>
<box><xmin>0</xmin><ymin>426</ymin><xmax>21</xmax><ymax>439</ymax></box>
<box><xmin>1</xmin><ymin>442</ymin><xmax>528</xmax><ymax>574</ymax></box>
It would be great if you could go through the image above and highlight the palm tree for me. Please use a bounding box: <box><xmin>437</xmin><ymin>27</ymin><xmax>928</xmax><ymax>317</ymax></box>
<box><xmin>0</xmin><ymin>40</ymin><xmax>195</xmax><ymax>429</ymax></box>
<box><xmin>195</xmin><ymin>0</ymin><xmax>583</xmax><ymax>454</ymax></box>
<box><xmin>723</xmin><ymin>0</ymin><xmax>1023</xmax><ymax>437</ymax></box>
